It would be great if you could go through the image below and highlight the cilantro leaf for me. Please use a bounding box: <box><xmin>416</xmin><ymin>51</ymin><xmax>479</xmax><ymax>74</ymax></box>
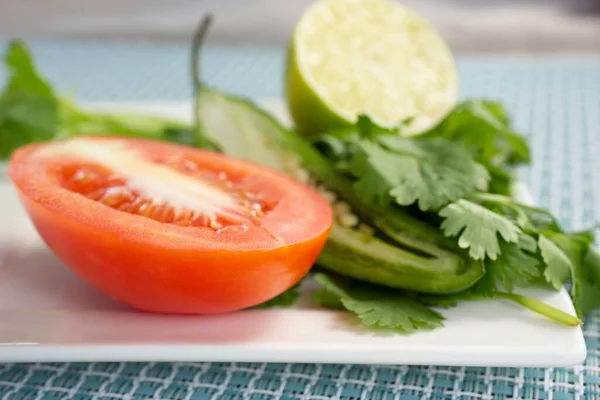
<box><xmin>0</xmin><ymin>40</ymin><xmax>59</xmax><ymax>158</ymax></box>
<box><xmin>423</xmin><ymin>100</ymin><xmax>531</xmax><ymax>167</ymax></box>
<box><xmin>541</xmin><ymin>231</ymin><xmax>600</xmax><ymax>316</ymax></box>
<box><xmin>468</xmin><ymin>193</ymin><xmax>600</xmax><ymax>312</ymax></box>
<box><xmin>314</xmin><ymin>273</ymin><xmax>444</xmax><ymax>333</ymax></box>
<box><xmin>439</xmin><ymin>199</ymin><xmax>521</xmax><ymax>260</ymax></box>
<box><xmin>468</xmin><ymin>192</ymin><xmax>563</xmax><ymax>232</ymax></box>
<box><xmin>3</xmin><ymin>39</ymin><xmax>53</xmax><ymax>96</ymax></box>
<box><xmin>484</xmin><ymin>162</ymin><xmax>513</xmax><ymax>196</ymax></box>
<box><xmin>517</xmin><ymin>232</ymin><xmax>538</xmax><ymax>253</ymax></box>
<box><xmin>355</xmin><ymin>114</ymin><xmax>401</xmax><ymax>138</ymax></box>
<box><xmin>485</xmin><ymin>240</ymin><xmax>541</xmax><ymax>292</ymax></box>
<box><xmin>574</xmin><ymin>246</ymin><xmax>600</xmax><ymax>316</ymax></box>
<box><xmin>422</xmin><ymin>100</ymin><xmax>531</xmax><ymax>196</ymax></box>
<box><xmin>313</xmin><ymin>288</ymin><xmax>345</xmax><ymax>310</ymax></box>
<box><xmin>417</xmin><ymin>289</ymin><xmax>488</xmax><ymax>308</ymax></box>
<box><xmin>252</xmin><ymin>282</ymin><xmax>301</xmax><ymax>309</ymax></box>
<box><xmin>539</xmin><ymin>234</ymin><xmax>575</xmax><ymax>290</ymax></box>
<box><xmin>437</xmin><ymin>195</ymin><xmax>541</xmax><ymax>292</ymax></box>
<box><xmin>343</xmin><ymin>296</ymin><xmax>443</xmax><ymax>332</ymax></box>
<box><xmin>468</xmin><ymin>266</ymin><xmax>499</xmax><ymax>297</ymax></box>
<box><xmin>343</xmin><ymin>131</ymin><xmax>489</xmax><ymax>211</ymax></box>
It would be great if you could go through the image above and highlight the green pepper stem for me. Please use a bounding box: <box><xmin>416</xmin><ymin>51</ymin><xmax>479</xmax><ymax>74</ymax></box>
<box><xmin>190</xmin><ymin>14</ymin><xmax>220</xmax><ymax>151</ymax></box>
<box><xmin>191</xmin><ymin>14</ymin><xmax>212</xmax><ymax>93</ymax></box>
<box><xmin>495</xmin><ymin>292</ymin><xmax>582</xmax><ymax>327</ymax></box>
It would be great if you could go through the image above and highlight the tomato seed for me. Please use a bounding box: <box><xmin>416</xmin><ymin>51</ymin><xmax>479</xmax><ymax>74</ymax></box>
<box><xmin>180</xmin><ymin>159</ymin><xmax>199</xmax><ymax>173</ymax></box>
<box><xmin>118</xmin><ymin>204</ymin><xmax>134</xmax><ymax>213</ymax></box>
<box><xmin>72</xmin><ymin>169</ymin><xmax>96</xmax><ymax>184</ymax></box>
<box><xmin>100</xmin><ymin>186</ymin><xmax>134</xmax><ymax>207</ymax></box>
<box><xmin>209</xmin><ymin>220</ymin><xmax>223</xmax><ymax>230</ymax></box>
<box><xmin>87</xmin><ymin>189</ymin><xmax>106</xmax><ymax>201</ymax></box>
<box><xmin>139</xmin><ymin>203</ymin><xmax>154</xmax><ymax>217</ymax></box>
<box><xmin>153</xmin><ymin>206</ymin><xmax>175</xmax><ymax>223</ymax></box>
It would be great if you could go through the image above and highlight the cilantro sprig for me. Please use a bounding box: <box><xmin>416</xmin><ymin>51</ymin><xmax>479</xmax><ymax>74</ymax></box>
<box><xmin>314</xmin><ymin>271</ymin><xmax>581</xmax><ymax>330</ymax></box>
<box><xmin>0</xmin><ymin>40</ymin><xmax>194</xmax><ymax>159</ymax></box>
<box><xmin>307</xmin><ymin>109</ymin><xmax>594</xmax><ymax>330</ymax></box>
<box><xmin>315</xmin><ymin>117</ymin><xmax>490</xmax><ymax>211</ymax></box>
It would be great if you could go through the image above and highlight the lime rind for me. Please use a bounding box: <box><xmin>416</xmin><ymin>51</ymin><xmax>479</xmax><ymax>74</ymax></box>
<box><xmin>285</xmin><ymin>44</ymin><xmax>353</xmax><ymax>136</ymax></box>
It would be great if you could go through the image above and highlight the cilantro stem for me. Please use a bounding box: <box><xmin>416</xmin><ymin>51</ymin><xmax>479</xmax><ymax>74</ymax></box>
<box><xmin>495</xmin><ymin>292</ymin><xmax>582</xmax><ymax>327</ymax></box>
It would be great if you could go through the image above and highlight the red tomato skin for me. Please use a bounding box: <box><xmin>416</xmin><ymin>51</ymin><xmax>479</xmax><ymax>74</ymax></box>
<box><xmin>18</xmin><ymin>191</ymin><xmax>329</xmax><ymax>314</ymax></box>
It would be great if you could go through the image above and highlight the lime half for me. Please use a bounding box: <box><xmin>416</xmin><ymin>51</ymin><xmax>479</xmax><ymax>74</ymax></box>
<box><xmin>285</xmin><ymin>0</ymin><xmax>459</xmax><ymax>136</ymax></box>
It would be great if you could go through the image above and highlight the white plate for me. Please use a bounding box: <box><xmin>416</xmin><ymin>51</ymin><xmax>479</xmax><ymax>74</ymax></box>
<box><xmin>0</xmin><ymin>100</ymin><xmax>586</xmax><ymax>367</ymax></box>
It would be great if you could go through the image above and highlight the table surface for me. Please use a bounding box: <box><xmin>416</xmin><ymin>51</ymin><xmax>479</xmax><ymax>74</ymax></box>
<box><xmin>1</xmin><ymin>39</ymin><xmax>600</xmax><ymax>400</ymax></box>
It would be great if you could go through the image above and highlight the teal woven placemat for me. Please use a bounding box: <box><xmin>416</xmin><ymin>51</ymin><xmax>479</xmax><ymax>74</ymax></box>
<box><xmin>1</xmin><ymin>39</ymin><xmax>600</xmax><ymax>400</ymax></box>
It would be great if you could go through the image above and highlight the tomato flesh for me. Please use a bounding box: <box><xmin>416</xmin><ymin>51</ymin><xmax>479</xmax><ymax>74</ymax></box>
<box><xmin>59</xmin><ymin>162</ymin><xmax>276</xmax><ymax>229</ymax></box>
<box><xmin>9</xmin><ymin>136</ymin><xmax>332</xmax><ymax>314</ymax></box>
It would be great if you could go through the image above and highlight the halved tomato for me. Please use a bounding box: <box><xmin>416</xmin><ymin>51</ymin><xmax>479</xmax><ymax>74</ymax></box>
<box><xmin>8</xmin><ymin>136</ymin><xmax>332</xmax><ymax>314</ymax></box>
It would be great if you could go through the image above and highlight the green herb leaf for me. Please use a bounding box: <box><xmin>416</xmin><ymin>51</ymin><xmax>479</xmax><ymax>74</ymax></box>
<box><xmin>439</xmin><ymin>199</ymin><xmax>521</xmax><ymax>260</ymax></box>
<box><xmin>313</xmin><ymin>288</ymin><xmax>345</xmax><ymax>310</ymax></box>
<box><xmin>468</xmin><ymin>192</ymin><xmax>563</xmax><ymax>232</ymax></box>
<box><xmin>355</xmin><ymin>114</ymin><xmax>401</xmax><ymax>138</ymax></box>
<box><xmin>422</xmin><ymin>100</ymin><xmax>531</xmax><ymax>197</ymax></box>
<box><xmin>314</xmin><ymin>273</ymin><xmax>444</xmax><ymax>333</ymax></box>
<box><xmin>417</xmin><ymin>289</ymin><xmax>487</xmax><ymax>308</ymax></box>
<box><xmin>539</xmin><ymin>234</ymin><xmax>575</xmax><ymax>290</ymax></box>
<box><xmin>542</xmin><ymin>231</ymin><xmax>600</xmax><ymax>316</ymax></box>
<box><xmin>469</xmin><ymin>192</ymin><xmax>600</xmax><ymax>315</ymax></box>
<box><xmin>340</xmin><ymin>129</ymin><xmax>489</xmax><ymax>211</ymax></box>
<box><xmin>0</xmin><ymin>40</ymin><xmax>59</xmax><ymax>158</ymax></box>
<box><xmin>4</xmin><ymin>39</ymin><xmax>53</xmax><ymax>96</ymax></box>
<box><xmin>483</xmin><ymin>162</ymin><xmax>513</xmax><ymax>196</ymax></box>
<box><xmin>423</xmin><ymin>100</ymin><xmax>531</xmax><ymax>167</ymax></box>
<box><xmin>573</xmin><ymin>245</ymin><xmax>600</xmax><ymax>316</ymax></box>
<box><xmin>485</xmin><ymin>240</ymin><xmax>541</xmax><ymax>292</ymax></box>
